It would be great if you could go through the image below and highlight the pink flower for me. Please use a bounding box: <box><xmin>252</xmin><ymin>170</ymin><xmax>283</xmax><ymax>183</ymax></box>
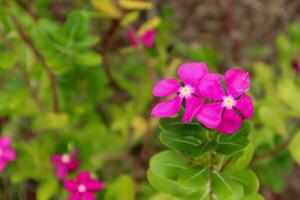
<box><xmin>151</xmin><ymin>63</ymin><xmax>208</xmax><ymax>122</ymax></box>
<box><xmin>52</xmin><ymin>150</ymin><xmax>80</xmax><ymax>180</ymax></box>
<box><xmin>64</xmin><ymin>171</ymin><xmax>104</xmax><ymax>200</ymax></box>
<box><xmin>126</xmin><ymin>28</ymin><xmax>156</xmax><ymax>48</ymax></box>
<box><xmin>196</xmin><ymin>69</ymin><xmax>254</xmax><ymax>134</ymax></box>
<box><xmin>292</xmin><ymin>60</ymin><xmax>300</xmax><ymax>75</ymax></box>
<box><xmin>0</xmin><ymin>136</ymin><xmax>16</xmax><ymax>171</ymax></box>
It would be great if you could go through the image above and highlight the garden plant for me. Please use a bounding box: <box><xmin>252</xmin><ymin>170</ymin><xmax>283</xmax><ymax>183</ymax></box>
<box><xmin>0</xmin><ymin>0</ymin><xmax>300</xmax><ymax>200</ymax></box>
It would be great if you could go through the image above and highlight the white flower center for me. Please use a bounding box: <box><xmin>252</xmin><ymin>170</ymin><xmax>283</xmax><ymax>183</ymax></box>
<box><xmin>222</xmin><ymin>96</ymin><xmax>236</xmax><ymax>109</ymax></box>
<box><xmin>179</xmin><ymin>85</ymin><xmax>194</xmax><ymax>99</ymax></box>
<box><xmin>78</xmin><ymin>184</ymin><xmax>86</xmax><ymax>193</ymax></box>
<box><xmin>61</xmin><ymin>154</ymin><xmax>71</xmax><ymax>164</ymax></box>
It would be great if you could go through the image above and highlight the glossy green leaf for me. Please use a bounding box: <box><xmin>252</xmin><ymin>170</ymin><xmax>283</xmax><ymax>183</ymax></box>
<box><xmin>226</xmin><ymin>169</ymin><xmax>259</xmax><ymax>195</ymax></box>
<box><xmin>212</xmin><ymin>173</ymin><xmax>244</xmax><ymax>200</ymax></box>
<box><xmin>148</xmin><ymin>151</ymin><xmax>208</xmax><ymax>197</ymax></box>
<box><xmin>215</xmin><ymin>121</ymin><xmax>251</xmax><ymax>155</ymax></box>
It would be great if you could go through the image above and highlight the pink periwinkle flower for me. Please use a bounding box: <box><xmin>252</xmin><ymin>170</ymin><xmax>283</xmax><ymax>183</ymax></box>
<box><xmin>52</xmin><ymin>150</ymin><xmax>80</xmax><ymax>180</ymax></box>
<box><xmin>196</xmin><ymin>69</ymin><xmax>254</xmax><ymax>134</ymax></box>
<box><xmin>0</xmin><ymin>136</ymin><xmax>16</xmax><ymax>171</ymax></box>
<box><xmin>126</xmin><ymin>28</ymin><xmax>156</xmax><ymax>48</ymax></box>
<box><xmin>151</xmin><ymin>63</ymin><xmax>208</xmax><ymax>122</ymax></box>
<box><xmin>64</xmin><ymin>171</ymin><xmax>104</xmax><ymax>200</ymax></box>
<box><xmin>292</xmin><ymin>60</ymin><xmax>300</xmax><ymax>75</ymax></box>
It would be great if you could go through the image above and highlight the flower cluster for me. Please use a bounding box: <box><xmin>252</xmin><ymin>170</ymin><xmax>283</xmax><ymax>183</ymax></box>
<box><xmin>52</xmin><ymin>150</ymin><xmax>80</xmax><ymax>180</ymax></box>
<box><xmin>151</xmin><ymin>62</ymin><xmax>254</xmax><ymax>134</ymax></box>
<box><xmin>0</xmin><ymin>136</ymin><xmax>16</xmax><ymax>171</ymax></box>
<box><xmin>51</xmin><ymin>150</ymin><xmax>104</xmax><ymax>199</ymax></box>
<box><xmin>126</xmin><ymin>28</ymin><xmax>156</xmax><ymax>48</ymax></box>
<box><xmin>64</xmin><ymin>171</ymin><xmax>104</xmax><ymax>200</ymax></box>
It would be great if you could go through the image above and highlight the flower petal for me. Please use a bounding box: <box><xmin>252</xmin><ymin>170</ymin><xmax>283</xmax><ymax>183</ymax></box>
<box><xmin>69</xmin><ymin>161</ymin><xmax>80</xmax><ymax>171</ymax></box>
<box><xmin>236</xmin><ymin>94</ymin><xmax>254</xmax><ymax>120</ymax></box>
<box><xmin>151</xmin><ymin>96</ymin><xmax>182</xmax><ymax>118</ymax></box>
<box><xmin>198</xmin><ymin>73</ymin><xmax>225</xmax><ymax>100</ymax></box>
<box><xmin>182</xmin><ymin>96</ymin><xmax>204</xmax><ymax>122</ymax></box>
<box><xmin>51</xmin><ymin>154</ymin><xmax>61</xmax><ymax>165</ymax></box>
<box><xmin>0</xmin><ymin>136</ymin><xmax>11</xmax><ymax>148</ymax></box>
<box><xmin>142</xmin><ymin>29</ymin><xmax>156</xmax><ymax>48</ymax></box>
<box><xmin>86</xmin><ymin>180</ymin><xmax>104</xmax><ymax>191</ymax></box>
<box><xmin>69</xmin><ymin>192</ymin><xmax>81</xmax><ymax>200</ymax></box>
<box><xmin>0</xmin><ymin>159</ymin><xmax>7</xmax><ymax>171</ymax></box>
<box><xmin>64</xmin><ymin>180</ymin><xmax>78</xmax><ymax>192</ymax></box>
<box><xmin>152</xmin><ymin>78</ymin><xmax>181</xmax><ymax>97</ymax></box>
<box><xmin>56</xmin><ymin>165</ymin><xmax>68</xmax><ymax>179</ymax></box>
<box><xmin>225</xmin><ymin>69</ymin><xmax>250</xmax><ymax>97</ymax></box>
<box><xmin>178</xmin><ymin>62</ymin><xmax>208</xmax><ymax>85</ymax></box>
<box><xmin>77</xmin><ymin>171</ymin><xmax>90</xmax><ymax>183</ymax></box>
<box><xmin>82</xmin><ymin>192</ymin><xmax>96</xmax><ymax>200</ymax></box>
<box><xmin>196</xmin><ymin>102</ymin><xmax>223</xmax><ymax>128</ymax></box>
<box><xmin>2</xmin><ymin>148</ymin><xmax>16</xmax><ymax>161</ymax></box>
<box><xmin>217</xmin><ymin>109</ymin><xmax>242</xmax><ymax>134</ymax></box>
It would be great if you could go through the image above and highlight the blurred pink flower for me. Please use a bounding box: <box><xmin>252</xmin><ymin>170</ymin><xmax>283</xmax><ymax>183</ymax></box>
<box><xmin>292</xmin><ymin>60</ymin><xmax>300</xmax><ymax>75</ymax></box>
<box><xmin>64</xmin><ymin>171</ymin><xmax>104</xmax><ymax>200</ymax></box>
<box><xmin>196</xmin><ymin>69</ymin><xmax>254</xmax><ymax>134</ymax></box>
<box><xmin>151</xmin><ymin>63</ymin><xmax>208</xmax><ymax>122</ymax></box>
<box><xmin>126</xmin><ymin>28</ymin><xmax>156</xmax><ymax>48</ymax></box>
<box><xmin>52</xmin><ymin>150</ymin><xmax>80</xmax><ymax>180</ymax></box>
<box><xmin>0</xmin><ymin>136</ymin><xmax>16</xmax><ymax>171</ymax></box>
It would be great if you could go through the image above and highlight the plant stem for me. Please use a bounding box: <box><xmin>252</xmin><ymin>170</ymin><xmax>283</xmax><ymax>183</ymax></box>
<box><xmin>15</xmin><ymin>0</ymin><xmax>39</xmax><ymax>21</ymax></box>
<box><xmin>11</xmin><ymin>16</ymin><xmax>60</xmax><ymax>112</ymax></box>
<box><xmin>252</xmin><ymin>138</ymin><xmax>291</xmax><ymax>163</ymax></box>
<box><xmin>220</xmin><ymin>157</ymin><xmax>233</xmax><ymax>172</ymax></box>
<box><xmin>15</xmin><ymin>63</ymin><xmax>45</xmax><ymax>113</ymax></box>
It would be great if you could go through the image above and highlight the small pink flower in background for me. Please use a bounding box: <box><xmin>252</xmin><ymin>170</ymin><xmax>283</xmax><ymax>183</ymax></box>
<box><xmin>64</xmin><ymin>171</ymin><xmax>104</xmax><ymax>200</ymax></box>
<box><xmin>52</xmin><ymin>150</ymin><xmax>80</xmax><ymax>180</ymax></box>
<box><xmin>126</xmin><ymin>28</ymin><xmax>156</xmax><ymax>48</ymax></box>
<box><xmin>151</xmin><ymin>63</ymin><xmax>208</xmax><ymax>122</ymax></box>
<box><xmin>0</xmin><ymin>136</ymin><xmax>16</xmax><ymax>171</ymax></box>
<box><xmin>292</xmin><ymin>60</ymin><xmax>300</xmax><ymax>75</ymax></box>
<box><xmin>196</xmin><ymin>69</ymin><xmax>254</xmax><ymax>134</ymax></box>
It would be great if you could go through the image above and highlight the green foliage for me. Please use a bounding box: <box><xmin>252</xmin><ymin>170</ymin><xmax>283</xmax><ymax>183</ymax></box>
<box><xmin>1</xmin><ymin>0</ymin><xmax>300</xmax><ymax>199</ymax></box>
<box><xmin>104</xmin><ymin>175</ymin><xmax>135</xmax><ymax>200</ymax></box>
<box><xmin>148</xmin><ymin>115</ymin><xmax>258</xmax><ymax>199</ymax></box>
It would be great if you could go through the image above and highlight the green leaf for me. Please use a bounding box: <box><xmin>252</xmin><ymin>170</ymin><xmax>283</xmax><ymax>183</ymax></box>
<box><xmin>226</xmin><ymin>169</ymin><xmax>259</xmax><ymax>195</ymax></box>
<box><xmin>229</xmin><ymin>144</ymin><xmax>254</xmax><ymax>171</ymax></box>
<box><xmin>289</xmin><ymin>131</ymin><xmax>300</xmax><ymax>164</ymax></box>
<box><xmin>104</xmin><ymin>175</ymin><xmax>135</xmax><ymax>200</ymax></box>
<box><xmin>242</xmin><ymin>194</ymin><xmax>265</xmax><ymax>200</ymax></box>
<box><xmin>212</xmin><ymin>173</ymin><xmax>244</xmax><ymax>200</ymax></box>
<box><xmin>75</xmin><ymin>51</ymin><xmax>102</xmax><ymax>66</ymax></box>
<box><xmin>278</xmin><ymin>79</ymin><xmax>300</xmax><ymax>113</ymax></box>
<box><xmin>159</xmin><ymin>116</ymin><xmax>218</xmax><ymax>157</ymax></box>
<box><xmin>150</xmin><ymin>193</ymin><xmax>181</xmax><ymax>200</ymax></box>
<box><xmin>159</xmin><ymin>117</ymin><xmax>206</xmax><ymax>136</ymax></box>
<box><xmin>91</xmin><ymin>0</ymin><xmax>122</xmax><ymax>18</ymax></box>
<box><xmin>276</xmin><ymin>34</ymin><xmax>292</xmax><ymax>76</ymax></box>
<box><xmin>258</xmin><ymin>105</ymin><xmax>286</xmax><ymax>136</ymax></box>
<box><xmin>121</xmin><ymin>11</ymin><xmax>139</xmax><ymax>26</ymax></box>
<box><xmin>119</xmin><ymin>0</ymin><xmax>153</xmax><ymax>10</ymax></box>
<box><xmin>64</xmin><ymin>11</ymin><xmax>89</xmax><ymax>40</ymax></box>
<box><xmin>36</xmin><ymin>178</ymin><xmax>58</xmax><ymax>200</ymax></box>
<box><xmin>0</xmin><ymin>51</ymin><xmax>17</xmax><ymax>70</ymax></box>
<box><xmin>148</xmin><ymin>151</ymin><xmax>208</xmax><ymax>197</ymax></box>
<box><xmin>215</xmin><ymin>121</ymin><xmax>251</xmax><ymax>155</ymax></box>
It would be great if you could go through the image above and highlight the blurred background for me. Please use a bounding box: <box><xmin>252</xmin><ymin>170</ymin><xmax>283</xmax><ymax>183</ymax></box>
<box><xmin>1</xmin><ymin>0</ymin><xmax>300</xmax><ymax>199</ymax></box>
